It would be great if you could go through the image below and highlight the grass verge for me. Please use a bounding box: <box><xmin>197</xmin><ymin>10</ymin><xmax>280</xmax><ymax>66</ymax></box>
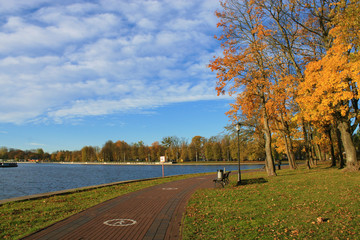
<box><xmin>1</xmin><ymin>173</ymin><xmax>209</xmax><ymax>239</ymax></box>
<box><xmin>183</xmin><ymin>166</ymin><xmax>360</xmax><ymax>239</ymax></box>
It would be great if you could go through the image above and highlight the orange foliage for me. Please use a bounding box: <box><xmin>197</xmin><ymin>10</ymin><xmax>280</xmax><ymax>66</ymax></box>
<box><xmin>331</xmin><ymin>0</ymin><xmax>360</xmax><ymax>57</ymax></box>
<box><xmin>209</xmin><ymin>0</ymin><xmax>274</xmax><ymax>122</ymax></box>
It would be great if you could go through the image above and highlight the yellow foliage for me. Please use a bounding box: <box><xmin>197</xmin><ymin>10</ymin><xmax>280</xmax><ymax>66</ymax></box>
<box><xmin>298</xmin><ymin>40</ymin><xmax>360</xmax><ymax>124</ymax></box>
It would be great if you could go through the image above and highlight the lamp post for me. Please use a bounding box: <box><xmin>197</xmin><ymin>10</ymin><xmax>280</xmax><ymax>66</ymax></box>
<box><xmin>236</xmin><ymin>122</ymin><xmax>241</xmax><ymax>185</ymax></box>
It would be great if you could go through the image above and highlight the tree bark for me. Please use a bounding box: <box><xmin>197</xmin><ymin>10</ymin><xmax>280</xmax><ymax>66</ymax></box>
<box><xmin>301</xmin><ymin>118</ymin><xmax>311</xmax><ymax>169</ymax></box>
<box><xmin>325</xmin><ymin>127</ymin><xmax>337</xmax><ymax>167</ymax></box>
<box><xmin>283</xmin><ymin>135</ymin><xmax>292</xmax><ymax>166</ymax></box>
<box><xmin>335</xmin><ymin>128</ymin><xmax>345</xmax><ymax>169</ymax></box>
<box><xmin>288</xmin><ymin>137</ymin><xmax>297</xmax><ymax>169</ymax></box>
<box><xmin>262</xmin><ymin>101</ymin><xmax>277</xmax><ymax>176</ymax></box>
<box><xmin>279</xmin><ymin>117</ymin><xmax>297</xmax><ymax>170</ymax></box>
<box><xmin>307</xmin><ymin>124</ymin><xmax>316</xmax><ymax>167</ymax></box>
<box><xmin>337</xmin><ymin>120</ymin><xmax>359</xmax><ymax>171</ymax></box>
<box><xmin>283</xmin><ymin>134</ymin><xmax>297</xmax><ymax>169</ymax></box>
<box><xmin>315</xmin><ymin>144</ymin><xmax>323</xmax><ymax>162</ymax></box>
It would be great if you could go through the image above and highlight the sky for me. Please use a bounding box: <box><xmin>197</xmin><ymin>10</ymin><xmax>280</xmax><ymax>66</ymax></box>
<box><xmin>0</xmin><ymin>0</ymin><xmax>233</xmax><ymax>153</ymax></box>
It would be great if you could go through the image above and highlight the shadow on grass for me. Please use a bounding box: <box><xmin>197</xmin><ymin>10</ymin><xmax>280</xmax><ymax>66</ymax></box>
<box><xmin>278</xmin><ymin>165</ymin><xmax>331</xmax><ymax>177</ymax></box>
<box><xmin>238</xmin><ymin>178</ymin><xmax>267</xmax><ymax>186</ymax></box>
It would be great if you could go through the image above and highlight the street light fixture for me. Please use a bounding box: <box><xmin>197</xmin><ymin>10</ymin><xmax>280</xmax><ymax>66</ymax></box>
<box><xmin>236</xmin><ymin>122</ymin><xmax>241</xmax><ymax>185</ymax></box>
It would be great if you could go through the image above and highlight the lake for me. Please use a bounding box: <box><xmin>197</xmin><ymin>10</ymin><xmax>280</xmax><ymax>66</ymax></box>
<box><xmin>0</xmin><ymin>163</ymin><xmax>263</xmax><ymax>200</ymax></box>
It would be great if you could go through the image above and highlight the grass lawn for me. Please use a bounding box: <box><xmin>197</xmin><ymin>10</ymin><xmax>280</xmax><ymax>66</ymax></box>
<box><xmin>0</xmin><ymin>173</ymin><xmax>209</xmax><ymax>240</ymax></box>
<box><xmin>183</xmin><ymin>165</ymin><xmax>360</xmax><ymax>239</ymax></box>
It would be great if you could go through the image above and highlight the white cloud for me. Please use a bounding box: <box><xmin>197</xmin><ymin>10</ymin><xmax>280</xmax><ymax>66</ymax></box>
<box><xmin>47</xmin><ymin>79</ymin><xmax>225</xmax><ymax>121</ymax></box>
<box><xmin>0</xmin><ymin>0</ymin><xmax>224</xmax><ymax>124</ymax></box>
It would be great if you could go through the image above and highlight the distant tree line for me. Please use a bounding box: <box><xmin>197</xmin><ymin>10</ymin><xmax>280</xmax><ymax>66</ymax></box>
<box><xmin>3</xmin><ymin>127</ymin><xmax>360</xmax><ymax>163</ymax></box>
<box><xmin>2</xmin><ymin>124</ymin><xmax>321</xmax><ymax>163</ymax></box>
<box><xmin>0</xmin><ymin>131</ymin><xmax>268</xmax><ymax>162</ymax></box>
<box><xmin>0</xmin><ymin>147</ymin><xmax>50</xmax><ymax>161</ymax></box>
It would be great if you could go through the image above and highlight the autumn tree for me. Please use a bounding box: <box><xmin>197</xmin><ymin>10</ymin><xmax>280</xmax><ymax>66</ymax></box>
<box><xmin>101</xmin><ymin>140</ymin><xmax>115</xmax><ymax>162</ymax></box>
<box><xmin>161</xmin><ymin>136</ymin><xmax>180</xmax><ymax>161</ymax></box>
<box><xmin>114</xmin><ymin>140</ymin><xmax>129</xmax><ymax>162</ymax></box>
<box><xmin>55</xmin><ymin>151</ymin><xmax>65</xmax><ymax>162</ymax></box>
<box><xmin>0</xmin><ymin>147</ymin><xmax>8</xmax><ymax>159</ymax></box>
<box><xmin>287</xmin><ymin>0</ymin><xmax>339</xmax><ymax>168</ymax></box>
<box><xmin>204</xmin><ymin>139</ymin><xmax>214</xmax><ymax>161</ymax></box>
<box><xmin>137</xmin><ymin>141</ymin><xmax>148</xmax><ymax>161</ymax></box>
<box><xmin>210</xmin><ymin>0</ymin><xmax>277</xmax><ymax>175</ymax></box>
<box><xmin>213</xmin><ymin>141</ymin><xmax>222</xmax><ymax>161</ymax></box>
<box><xmin>298</xmin><ymin>0</ymin><xmax>360</xmax><ymax>170</ymax></box>
<box><xmin>128</xmin><ymin>141</ymin><xmax>148</xmax><ymax>161</ymax></box>
<box><xmin>203</xmin><ymin>136</ymin><xmax>223</xmax><ymax>161</ymax></box>
<box><xmin>255</xmin><ymin>0</ymin><xmax>305</xmax><ymax>169</ymax></box>
<box><xmin>180</xmin><ymin>142</ymin><xmax>190</xmax><ymax>161</ymax></box>
<box><xmin>254</xmin><ymin>0</ymin><xmax>337</xmax><ymax>169</ymax></box>
<box><xmin>190</xmin><ymin>136</ymin><xmax>205</xmax><ymax>162</ymax></box>
<box><xmin>36</xmin><ymin>148</ymin><xmax>45</xmax><ymax>160</ymax></box>
<box><xmin>220</xmin><ymin>135</ymin><xmax>231</xmax><ymax>161</ymax></box>
<box><xmin>150</xmin><ymin>141</ymin><xmax>164</xmax><ymax>162</ymax></box>
<box><xmin>69</xmin><ymin>150</ymin><xmax>80</xmax><ymax>162</ymax></box>
<box><xmin>13</xmin><ymin>149</ymin><xmax>25</xmax><ymax>161</ymax></box>
<box><xmin>81</xmin><ymin>146</ymin><xmax>97</xmax><ymax>162</ymax></box>
<box><xmin>179</xmin><ymin>139</ymin><xmax>190</xmax><ymax>162</ymax></box>
<box><xmin>187</xmin><ymin>143</ymin><xmax>197</xmax><ymax>161</ymax></box>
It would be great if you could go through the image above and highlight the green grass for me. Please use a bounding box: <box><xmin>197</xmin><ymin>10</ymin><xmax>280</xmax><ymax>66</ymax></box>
<box><xmin>183</xmin><ymin>166</ymin><xmax>360</xmax><ymax>239</ymax></box>
<box><xmin>0</xmin><ymin>173</ymin><xmax>210</xmax><ymax>240</ymax></box>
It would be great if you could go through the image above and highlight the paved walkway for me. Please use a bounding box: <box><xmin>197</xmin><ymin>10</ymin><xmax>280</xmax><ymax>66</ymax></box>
<box><xmin>22</xmin><ymin>174</ymin><xmax>216</xmax><ymax>240</ymax></box>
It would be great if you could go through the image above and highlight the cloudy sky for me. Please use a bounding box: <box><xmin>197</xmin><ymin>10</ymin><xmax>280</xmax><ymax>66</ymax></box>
<box><xmin>0</xmin><ymin>0</ymin><xmax>232</xmax><ymax>153</ymax></box>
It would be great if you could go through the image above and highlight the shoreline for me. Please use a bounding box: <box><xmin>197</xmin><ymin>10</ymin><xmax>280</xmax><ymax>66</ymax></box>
<box><xmin>17</xmin><ymin>161</ymin><xmax>266</xmax><ymax>166</ymax></box>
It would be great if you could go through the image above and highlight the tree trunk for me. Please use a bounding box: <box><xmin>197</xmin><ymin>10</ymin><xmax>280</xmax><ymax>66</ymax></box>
<box><xmin>279</xmin><ymin>117</ymin><xmax>297</xmax><ymax>170</ymax></box>
<box><xmin>283</xmin><ymin>135</ymin><xmax>292</xmax><ymax>166</ymax></box>
<box><xmin>301</xmin><ymin>119</ymin><xmax>311</xmax><ymax>169</ymax></box>
<box><xmin>288</xmin><ymin>137</ymin><xmax>297</xmax><ymax>169</ymax></box>
<box><xmin>326</xmin><ymin>127</ymin><xmax>337</xmax><ymax>167</ymax></box>
<box><xmin>315</xmin><ymin>144</ymin><xmax>323</xmax><ymax>162</ymax></box>
<box><xmin>262</xmin><ymin>103</ymin><xmax>276</xmax><ymax>176</ymax></box>
<box><xmin>336</xmin><ymin>128</ymin><xmax>345</xmax><ymax>169</ymax></box>
<box><xmin>311</xmin><ymin>145</ymin><xmax>318</xmax><ymax>166</ymax></box>
<box><xmin>283</xmin><ymin>135</ymin><xmax>297</xmax><ymax>169</ymax></box>
<box><xmin>307</xmin><ymin>124</ymin><xmax>316</xmax><ymax>167</ymax></box>
<box><xmin>338</xmin><ymin>120</ymin><xmax>359</xmax><ymax>171</ymax></box>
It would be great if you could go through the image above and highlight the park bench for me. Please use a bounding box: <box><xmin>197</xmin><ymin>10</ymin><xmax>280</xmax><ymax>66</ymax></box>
<box><xmin>213</xmin><ymin>171</ymin><xmax>231</xmax><ymax>187</ymax></box>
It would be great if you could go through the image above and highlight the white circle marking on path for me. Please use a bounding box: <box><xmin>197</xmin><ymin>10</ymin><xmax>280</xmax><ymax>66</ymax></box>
<box><xmin>103</xmin><ymin>219</ymin><xmax>137</xmax><ymax>227</ymax></box>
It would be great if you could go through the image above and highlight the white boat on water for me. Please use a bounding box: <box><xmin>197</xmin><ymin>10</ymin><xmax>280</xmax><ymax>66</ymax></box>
<box><xmin>0</xmin><ymin>162</ymin><xmax>18</xmax><ymax>167</ymax></box>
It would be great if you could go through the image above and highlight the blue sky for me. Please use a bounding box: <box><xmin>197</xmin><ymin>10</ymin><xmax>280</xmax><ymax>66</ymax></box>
<box><xmin>0</xmin><ymin>0</ymin><xmax>233</xmax><ymax>153</ymax></box>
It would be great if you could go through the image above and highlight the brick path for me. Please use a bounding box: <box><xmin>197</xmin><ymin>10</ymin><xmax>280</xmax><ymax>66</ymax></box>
<box><xmin>22</xmin><ymin>174</ymin><xmax>215</xmax><ymax>240</ymax></box>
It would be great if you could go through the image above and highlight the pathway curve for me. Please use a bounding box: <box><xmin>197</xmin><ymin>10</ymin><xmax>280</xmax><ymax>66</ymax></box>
<box><xmin>22</xmin><ymin>174</ymin><xmax>216</xmax><ymax>240</ymax></box>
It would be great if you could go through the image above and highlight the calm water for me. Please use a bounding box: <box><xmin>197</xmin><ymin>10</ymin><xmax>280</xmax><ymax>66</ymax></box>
<box><xmin>0</xmin><ymin>163</ymin><xmax>263</xmax><ymax>200</ymax></box>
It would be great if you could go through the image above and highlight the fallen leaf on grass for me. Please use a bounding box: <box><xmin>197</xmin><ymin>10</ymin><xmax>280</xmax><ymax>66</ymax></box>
<box><xmin>316</xmin><ymin>217</ymin><xmax>330</xmax><ymax>223</ymax></box>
